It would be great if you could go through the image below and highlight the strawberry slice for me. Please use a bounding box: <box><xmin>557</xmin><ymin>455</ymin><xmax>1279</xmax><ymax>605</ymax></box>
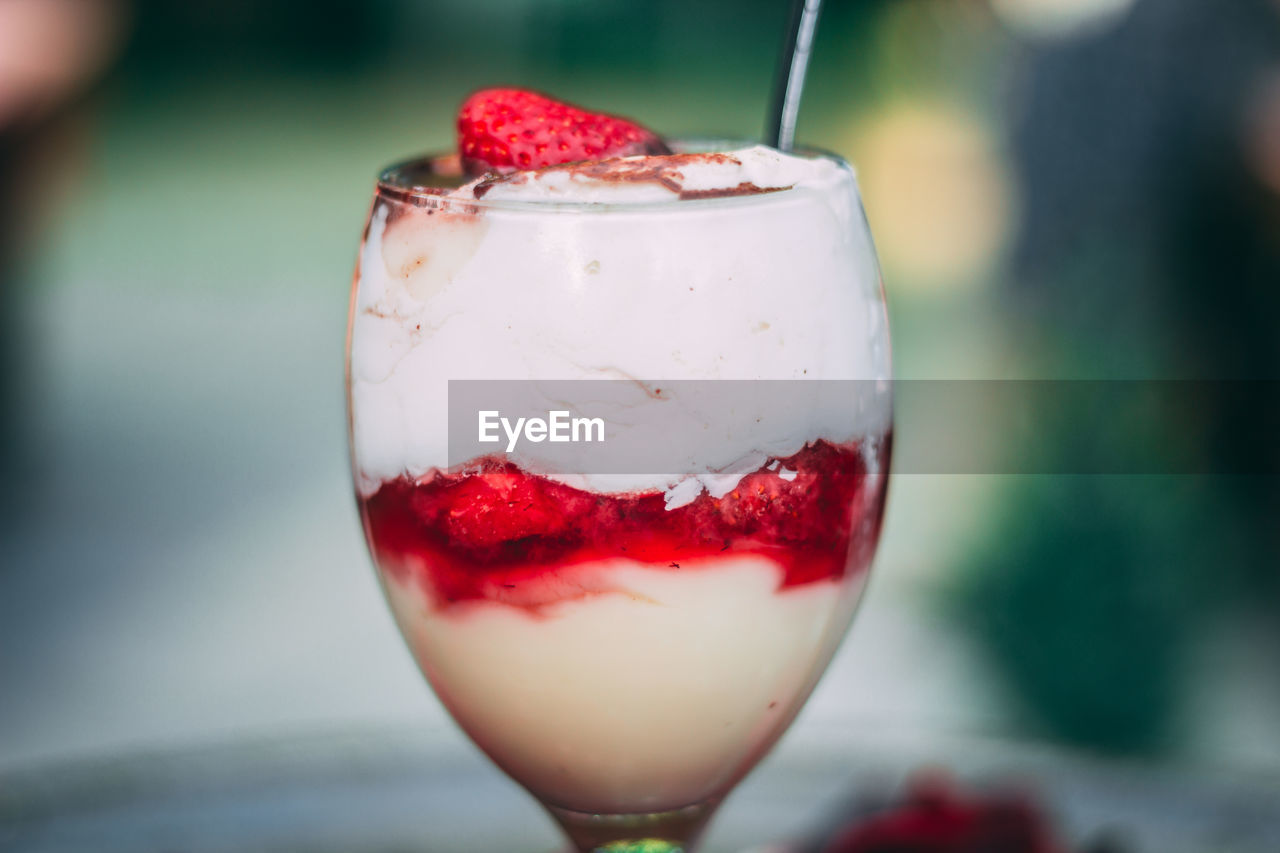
<box><xmin>431</xmin><ymin>469</ymin><xmax>569</xmax><ymax>548</ymax></box>
<box><xmin>457</xmin><ymin>88</ymin><xmax>670</xmax><ymax>175</ymax></box>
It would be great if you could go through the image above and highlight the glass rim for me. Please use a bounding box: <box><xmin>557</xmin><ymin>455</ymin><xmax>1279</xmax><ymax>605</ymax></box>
<box><xmin>373</xmin><ymin>138</ymin><xmax>855</xmax><ymax>215</ymax></box>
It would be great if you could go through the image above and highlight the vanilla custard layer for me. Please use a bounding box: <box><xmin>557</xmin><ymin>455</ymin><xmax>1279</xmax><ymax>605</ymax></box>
<box><xmin>381</xmin><ymin>557</ymin><xmax>862</xmax><ymax>814</ymax></box>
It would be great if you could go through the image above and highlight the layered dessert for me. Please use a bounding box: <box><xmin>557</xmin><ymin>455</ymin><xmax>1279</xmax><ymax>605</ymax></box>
<box><xmin>349</xmin><ymin>90</ymin><xmax>891</xmax><ymax>816</ymax></box>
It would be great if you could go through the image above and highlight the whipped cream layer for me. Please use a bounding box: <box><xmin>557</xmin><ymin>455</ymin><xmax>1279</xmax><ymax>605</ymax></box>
<box><xmin>382</xmin><ymin>556</ymin><xmax>863</xmax><ymax>814</ymax></box>
<box><xmin>350</xmin><ymin>146</ymin><xmax>890</xmax><ymax>498</ymax></box>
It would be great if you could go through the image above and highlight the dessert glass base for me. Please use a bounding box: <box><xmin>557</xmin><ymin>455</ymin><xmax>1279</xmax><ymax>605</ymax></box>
<box><xmin>547</xmin><ymin>802</ymin><xmax>716</xmax><ymax>853</ymax></box>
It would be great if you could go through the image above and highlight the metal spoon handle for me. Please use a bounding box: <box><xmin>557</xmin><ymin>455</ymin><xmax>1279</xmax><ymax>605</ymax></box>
<box><xmin>765</xmin><ymin>0</ymin><xmax>825</xmax><ymax>152</ymax></box>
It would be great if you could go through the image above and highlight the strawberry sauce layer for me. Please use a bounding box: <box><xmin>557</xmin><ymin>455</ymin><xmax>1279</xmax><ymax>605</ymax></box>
<box><xmin>360</xmin><ymin>440</ymin><xmax>888</xmax><ymax>609</ymax></box>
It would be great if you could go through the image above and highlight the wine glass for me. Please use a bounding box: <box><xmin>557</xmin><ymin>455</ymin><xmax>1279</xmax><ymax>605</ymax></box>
<box><xmin>347</xmin><ymin>143</ymin><xmax>891</xmax><ymax>852</ymax></box>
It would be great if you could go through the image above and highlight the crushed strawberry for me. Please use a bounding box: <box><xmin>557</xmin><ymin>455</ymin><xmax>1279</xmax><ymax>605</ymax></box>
<box><xmin>457</xmin><ymin>88</ymin><xmax>670</xmax><ymax>175</ymax></box>
<box><xmin>359</xmin><ymin>440</ymin><xmax>889</xmax><ymax>607</ymax></box>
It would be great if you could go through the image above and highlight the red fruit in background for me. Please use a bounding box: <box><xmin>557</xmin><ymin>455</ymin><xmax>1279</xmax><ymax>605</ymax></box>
<box><xmin>457</xmin><ymin>88</ymin><xmax>670</xmax><ymax>175</ymax></box>
<box><xmin>822</xmin><ymin>773</ymin><xmax>1068</xmax><ymax>853</ymax></box>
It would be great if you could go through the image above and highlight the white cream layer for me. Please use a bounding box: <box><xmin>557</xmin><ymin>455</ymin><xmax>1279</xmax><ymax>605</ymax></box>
<box><xmin>382</xmin><ymin>557</ymin><xmax>862</xmax><ymax>814</ymax></box>
<box><xmin>350</xmin><ymin>146</ymin><xmax>890</xmax><ymax>498</ymax></box>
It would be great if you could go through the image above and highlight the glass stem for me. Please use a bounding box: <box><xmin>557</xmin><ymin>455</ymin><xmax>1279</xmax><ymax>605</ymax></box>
<box><xmin>546</xmin><ymin>800</ymin><xmax>719</xmax><ymax>853</ymax></box>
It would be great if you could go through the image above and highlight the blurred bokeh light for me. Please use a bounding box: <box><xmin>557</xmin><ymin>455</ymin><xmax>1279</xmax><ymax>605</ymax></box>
<box><xmin>989</xmin><ymin>0</ymin><xmax>1137</xmax><ymax>40</ymax></box>
<box><xmin>849</xmin><ymin>99</ymin><xmax>1012</xmax><ymax>293</ymax></box>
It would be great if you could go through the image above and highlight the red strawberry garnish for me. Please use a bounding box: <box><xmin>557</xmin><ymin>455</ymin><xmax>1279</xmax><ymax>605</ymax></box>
<box><xmin>457</xmin><ymin>88</ymin><xmax>670</xmax><ymax>176</ymax></box>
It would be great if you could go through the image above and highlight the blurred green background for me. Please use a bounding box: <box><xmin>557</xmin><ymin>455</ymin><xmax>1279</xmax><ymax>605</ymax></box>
<box><xmin>1</xmin><ymin>0</ymin><xmax>1277</xmax><ymax>792</ymax></box>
